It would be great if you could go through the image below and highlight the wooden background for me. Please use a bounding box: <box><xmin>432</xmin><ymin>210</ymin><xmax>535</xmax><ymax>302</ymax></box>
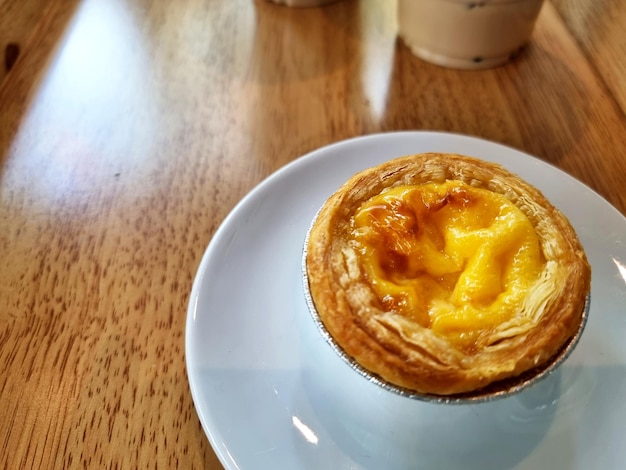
<box><xmin>1</xmin><ymin>0</ymin><xmax>625</xmax><ymax>468</ymax></box>
<box><xmin>3</xmin><ymin>0</ymin><xmax>624</xmax><ymax>101</ymax></box>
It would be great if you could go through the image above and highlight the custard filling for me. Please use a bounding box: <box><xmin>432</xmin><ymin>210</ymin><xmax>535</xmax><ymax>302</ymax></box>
<box><xmin>350</xmin><ymin>180</ymin><xmax>545</xmax><ymax>351</ymax></box>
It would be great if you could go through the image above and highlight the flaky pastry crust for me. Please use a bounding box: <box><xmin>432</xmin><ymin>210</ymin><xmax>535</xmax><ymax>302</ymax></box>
<box><xmin>305</xmin><ymin>153</ymin><xmax>591</xmax><ymax>396</ymax></box>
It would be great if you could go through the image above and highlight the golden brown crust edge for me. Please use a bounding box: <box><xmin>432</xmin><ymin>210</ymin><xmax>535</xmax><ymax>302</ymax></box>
<box><xmin>305</xmin><ymin>153</ymin><xmax>591</xmax><ymax>396</ymax></box>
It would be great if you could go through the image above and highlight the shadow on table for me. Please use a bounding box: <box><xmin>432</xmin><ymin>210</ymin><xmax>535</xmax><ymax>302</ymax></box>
<box><xmin>247</xmin><ymin>0</ymin><xmax>363</xmax><ymax>85</ymax></box>
<box><xmin>243</xmin><ymin>0</ymin><xmax>395</xmax><ymax>172</ymax></box>
<box><xmin>378</xmin><ymin>33</ymin><xmax>590</xmax><ymax>167</ymax></box>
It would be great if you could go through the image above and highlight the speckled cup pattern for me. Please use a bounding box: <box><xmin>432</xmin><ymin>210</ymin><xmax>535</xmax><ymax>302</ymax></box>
<box><xmin>398</xmin><ymin>0</ymin><xmax>545</xmax><ymax>69</ymax></box>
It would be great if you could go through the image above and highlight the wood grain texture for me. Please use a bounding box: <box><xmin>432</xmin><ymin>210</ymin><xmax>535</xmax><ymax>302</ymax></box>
<box><xmin>0</xmin><ymin>0</ymin><xmax>56</xmax><ymax>85</ymax></box>
<box><xmin>551</xmin><ymin>0</ymin><xmax>626</xmax><ymax>113</ymax></box>
<box><xmin>0</xmin><ymin>0</ymin><xmax>624</xmax><ymax>469</ymax></box>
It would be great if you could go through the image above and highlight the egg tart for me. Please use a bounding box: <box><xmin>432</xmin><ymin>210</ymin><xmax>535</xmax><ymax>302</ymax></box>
<box><xmin>304</xmin><ymin>153</ymin><xmax>591</xmax><ymax>397</ymax></box>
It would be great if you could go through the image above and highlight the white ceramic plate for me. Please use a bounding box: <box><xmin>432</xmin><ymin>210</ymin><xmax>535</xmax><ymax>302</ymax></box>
<box><xmin>186</xmin><ymin>132</ymin><xmax>626</xmax><ymax>470</ymax></box>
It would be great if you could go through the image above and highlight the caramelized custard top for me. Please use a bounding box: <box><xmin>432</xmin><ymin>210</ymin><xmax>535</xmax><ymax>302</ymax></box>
<box><xmin>350</xmin><ymin>180</ymin><xmax>545</xmax><ymax>352</ymax></box>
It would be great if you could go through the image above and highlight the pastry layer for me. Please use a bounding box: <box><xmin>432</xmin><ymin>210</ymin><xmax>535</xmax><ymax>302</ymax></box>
<box><xmin>305</xmin><ymin>153</ymin><xmax>591</xmax><ymax>395</ymax></box>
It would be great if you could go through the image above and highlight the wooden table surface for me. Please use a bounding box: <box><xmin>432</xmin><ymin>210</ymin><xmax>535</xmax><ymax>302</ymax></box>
<box><xmin>1</xmin><ymin>0</ymin><xmax>625</xmax><ymax>468</ymax></box>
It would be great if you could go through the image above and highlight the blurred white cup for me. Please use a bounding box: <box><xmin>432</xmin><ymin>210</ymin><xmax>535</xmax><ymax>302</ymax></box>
<box><xmin>398</xmin><ymin>0</ymin><xmax>545</xmax><ymax>69</ymax></box>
